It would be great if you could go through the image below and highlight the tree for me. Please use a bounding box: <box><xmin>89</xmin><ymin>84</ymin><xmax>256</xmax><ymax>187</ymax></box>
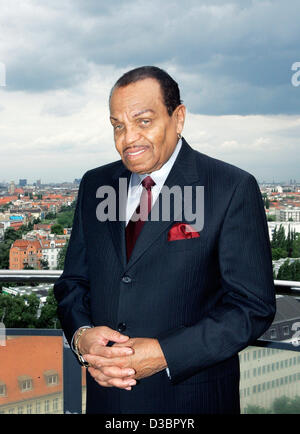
<box><xmin>277</xmin><ymin>225</ymin><xmax>286</xmax><ymax>250</ymax></box>
<box><xmin>57</xmin><ymin>241</ymin><xmax>68</xmax><ymax>270</ymax></box>
<box><xmin>51</xmin><ymin>223</ymin><xmax>64</xmax><ymax>235</ymax></box>
<box><xmin>277</xmin><ymin>259</ymin><xmax>292</xmax><ymax>280</ymax></box>
<box><xmin>45</xmin><ymin>212</ymin><xmax>56</xmax><ymax>220</ymax></box>
<box><xmin>292</xmin><ymin>233</ymin><xmax>300</xmax><ymax>258</ymax></box>
<box><xmin>277</xmin><ymin>259</ymin><xmax>300</xmax><ymax>282</ymax></box>
<box><xmin>40</xmin><ymin>259</ymin><xmax>49</xmax><ymax>270</ymax></box>
<box><xmin>0</xmin><ymin>293</ymin><xmax>39</xmax><ymax>328</ymax></box>
<box><xmin>272</xmin><ymin>395</ymin><xmax>300</xmax><ymax>414</ymax></box>
<box><xmin>271</xmin><ymin>226</ymin><xmax>278</xmax><ymax>248</ymax></box>
<box><xmin>272</xmin><ymin>247</ymin><xmax>287</xmax><ymax>260</ymax></box>
<box><xmin>245</xmin><ymin>404</ymin><xmax>269</xmax><ymax>414</ymax></box>
<box><xmin>37</xmin><ymin>288</ymin><xmax>61</xmax><ymax>328</ymax></box>
<box><xmin>23</xmin><ymin>264</ymin><xmax>34</xmax><ymax>270</ymax></box>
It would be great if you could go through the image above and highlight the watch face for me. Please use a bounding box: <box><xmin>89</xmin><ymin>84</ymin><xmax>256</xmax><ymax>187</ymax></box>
<box><xmin>79</xmin><ymin>354</ymin><xmax>90</xmax><ymax>367</ymax></box>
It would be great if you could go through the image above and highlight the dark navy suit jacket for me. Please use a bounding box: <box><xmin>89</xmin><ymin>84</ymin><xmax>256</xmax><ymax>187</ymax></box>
<box><xmin>54</xmin><ymin>139</ymin><xmax>276</xmax><ymax>414</ymax></box>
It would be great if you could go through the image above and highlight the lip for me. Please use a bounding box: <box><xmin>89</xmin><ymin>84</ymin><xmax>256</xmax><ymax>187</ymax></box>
<box><xmin>124</xmin><ymin>146</ymin><xmax>149</xmax><ymax>160</ymax></box>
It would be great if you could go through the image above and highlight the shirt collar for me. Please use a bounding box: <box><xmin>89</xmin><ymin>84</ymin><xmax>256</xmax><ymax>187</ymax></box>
<box><xmin>130</xmin><ymin>139</ymin><xmax>182</xmax><ymax>190</ymax></box>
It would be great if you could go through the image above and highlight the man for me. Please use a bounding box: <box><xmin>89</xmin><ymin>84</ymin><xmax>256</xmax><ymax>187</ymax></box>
<box><xmin>54</xmin><ymin>66</ymin><xmax>276</xmax><ymax>414</ymax></box>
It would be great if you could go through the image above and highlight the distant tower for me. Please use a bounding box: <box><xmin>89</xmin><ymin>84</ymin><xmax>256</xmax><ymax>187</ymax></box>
<box><xmin>8</xmin><ymin>181</ymin><xmax>15</xmax><ymax>195</ymax></box>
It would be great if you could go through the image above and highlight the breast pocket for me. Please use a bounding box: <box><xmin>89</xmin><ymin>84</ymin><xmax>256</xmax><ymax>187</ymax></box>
<box><xmin>165</xmin><ymin>236</ymin><xmax>204</xmax><ymax>253</ymax></box>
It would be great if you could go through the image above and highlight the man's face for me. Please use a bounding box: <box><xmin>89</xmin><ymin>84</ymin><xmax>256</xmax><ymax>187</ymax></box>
<box><xmin>109</xmin><ymin>78</ymin><xmax>185</xmax><ymax>174</ymax></box>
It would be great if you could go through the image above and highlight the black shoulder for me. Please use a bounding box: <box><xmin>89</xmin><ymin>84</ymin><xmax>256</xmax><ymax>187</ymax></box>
<box><xmin>192</xmin><ymin>147</ymin><xmax>257</xmax><ymax>187</ymax></box>
<box><xmin>80</xmin><ymin>159</ymin><xmax>124</xmax><ymax>186</ymax></box>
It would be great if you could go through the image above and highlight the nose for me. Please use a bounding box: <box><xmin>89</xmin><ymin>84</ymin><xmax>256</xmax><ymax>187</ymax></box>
<box><xmin>124</xmin><ymin>124</ymin><xmax>140</xmax><ymax>146</ymax></box>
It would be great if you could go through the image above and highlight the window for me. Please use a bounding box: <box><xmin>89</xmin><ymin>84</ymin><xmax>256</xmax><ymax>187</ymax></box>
<box><xmin>44</xmin><ymin>370</ymin><xmax>59</xmax><ymax>386</ymax></box>
<box><xmin>0</xmin><ymin>383</ymin><xmax>6</xmax><ymax>396</ymax></box>
<box><xmin>270</xmin><ymin>329</ymin><xmax>277</xmax><ymax>339</ymax></box>
<box><xmin>48</xmin><ymin>374</ymin><xmax>58</xmax><ymax>385</ymax></box>
<box><xmin>44</xmin><ymin>400</ymin><xmax>50</xmax><ymax>413</ymax></box>
<box><xmin>18</xmin><ymin>376</ymin><xmax>33</xmax><ymax>392</ymax></box>
<box><xmin>53</xmin><ymin>398</ymin><xmax>59</xmax><ymax>412</ymax></box>
<box><xmin>35</xmin><ymin>402</ymin><xmax>41</xmax><ymax>414</ymax></box>
<box><xmin>283</xmin><ymin>326</ymin><xmax>289</xmax><ymax>336</ymax></box>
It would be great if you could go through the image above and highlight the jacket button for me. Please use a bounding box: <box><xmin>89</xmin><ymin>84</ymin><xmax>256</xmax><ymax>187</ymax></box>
<box><xmin>117</xmin><ymin>322</ymin><xmax>126</xmax><ymax>332</ymax></box>
<box><xmin>122</xmin><ymin>276</ymin><xmax>132</xmax><ymax>284</ymax></box>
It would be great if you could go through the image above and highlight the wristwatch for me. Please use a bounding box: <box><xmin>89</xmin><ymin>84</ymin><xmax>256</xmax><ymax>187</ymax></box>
<box><xmin>74</xmin><ymin>327</ymin><xmax>91</xmax><ymax>367</ymax></box>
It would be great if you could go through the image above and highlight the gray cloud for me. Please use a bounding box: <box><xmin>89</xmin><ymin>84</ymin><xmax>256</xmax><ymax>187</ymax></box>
<box><xmin>1</xmin><ymin>0</ymin><xmax>300</xmax><ymax>115</ymax></box>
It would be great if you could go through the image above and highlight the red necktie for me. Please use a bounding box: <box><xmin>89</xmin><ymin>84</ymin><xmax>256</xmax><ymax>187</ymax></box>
<box><xmin>125</xmin><ymin>176</ymin><xmax>155</xmax><ymax>261</ymax></box>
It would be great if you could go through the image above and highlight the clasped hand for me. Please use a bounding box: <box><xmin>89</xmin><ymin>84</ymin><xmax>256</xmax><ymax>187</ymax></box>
<box><xmin>77</xmin><ymin>326</ymin><xmax>167</xmax><ymax>391</ymax></box>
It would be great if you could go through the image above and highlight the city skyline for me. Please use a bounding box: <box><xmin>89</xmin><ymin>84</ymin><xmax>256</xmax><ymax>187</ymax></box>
<box><xmin>0</xmin><ymin>176</ymin><xmax>299</xmax><ymax>187</ymax></box>
<box><xmin>0</xmin><ymin>0</ymin><xmax>300</xmax><ymax>182</ymax></box>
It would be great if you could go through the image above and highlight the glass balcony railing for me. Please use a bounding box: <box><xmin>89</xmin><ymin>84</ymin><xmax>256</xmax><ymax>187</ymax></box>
<box><xmin>0</xmin><ymin>270</ymin><xmax>300</xmax><ymax>414</ymax></box>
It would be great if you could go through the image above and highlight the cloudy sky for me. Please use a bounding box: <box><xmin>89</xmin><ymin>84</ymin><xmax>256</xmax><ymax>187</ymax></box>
<box><xmin>0</xmin><ymin>0</ymin><xmax>300</xmax><ymax>183</ymax></box>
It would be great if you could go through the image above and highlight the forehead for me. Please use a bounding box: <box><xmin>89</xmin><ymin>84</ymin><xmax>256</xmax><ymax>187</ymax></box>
<box><xmin>109</xmin><ymin>78</ymin><xmax>166</xmax><ymax>117</ymax></box>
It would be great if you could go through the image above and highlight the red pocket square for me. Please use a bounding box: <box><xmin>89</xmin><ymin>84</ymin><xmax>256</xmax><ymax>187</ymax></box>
<box><xmin>167</xmin><ymin>222</ymin><xmax>200</xmax><ymax>241</ymax></box>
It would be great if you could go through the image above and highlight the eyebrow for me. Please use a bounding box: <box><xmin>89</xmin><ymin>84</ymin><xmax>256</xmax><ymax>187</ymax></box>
<box><xmin>110</xmin><ymin>109</ymin><xmax>155</xmax><ymax>122</ymax></box>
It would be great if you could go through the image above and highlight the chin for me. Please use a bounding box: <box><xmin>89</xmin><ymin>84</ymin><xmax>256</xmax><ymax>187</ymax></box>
<box><xmin>124</xmin><ymin>160</ymin><xmax>151</xmax><ymax>174</ymax></box>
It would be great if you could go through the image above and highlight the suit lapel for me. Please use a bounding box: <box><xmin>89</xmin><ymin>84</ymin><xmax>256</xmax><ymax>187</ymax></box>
<box><xmin>106</xmin><ymin>164</ymin><xmax>131</xmax><ymax>269</ymax></box>
<box><xmin>125</xmin><ymin>138</ymin><xmax>204</xmax><ymax>270</ymax></box>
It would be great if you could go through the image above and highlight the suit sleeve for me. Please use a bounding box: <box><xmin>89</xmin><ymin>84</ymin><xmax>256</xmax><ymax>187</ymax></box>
<box><xmin>157</xmin><ymin>173</ymin><xmax>276</xmax><ymax>384</ymax></box>
<box><xmin>53</xmin><ymin>174</ymin><xmax>93</xmax><ymax>345</ymax></box>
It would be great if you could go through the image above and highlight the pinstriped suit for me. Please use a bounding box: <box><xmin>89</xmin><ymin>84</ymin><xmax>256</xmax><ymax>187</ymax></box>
<box><xmin>54</xmin><ymin>138</ymin><xmax>276</xmax><ymax>414</ymax></box>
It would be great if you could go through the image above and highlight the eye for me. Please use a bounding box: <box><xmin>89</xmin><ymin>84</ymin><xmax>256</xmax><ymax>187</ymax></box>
<box><xmin>113</xmin><ymin>124</ymin><xmax>123</xmax><ymax>131</ymax></box>
<box><xmin>139</xmin><ymin>119</ymin><xmax>151</xmax><ymax>126</ymax></box>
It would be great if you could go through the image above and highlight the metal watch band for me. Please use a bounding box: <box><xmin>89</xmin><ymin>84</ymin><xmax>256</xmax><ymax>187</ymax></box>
<box><xmin>74</xmin><ymin>327</ymin><xmax>91</xmax><ymax>367</ymax></box>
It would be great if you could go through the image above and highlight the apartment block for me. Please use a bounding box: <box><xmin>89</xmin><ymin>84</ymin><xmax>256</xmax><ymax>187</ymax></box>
<box><xmin>9</xmin><ymin>240</ymin><xmax>43</xmax><ymax>270</ymax></box>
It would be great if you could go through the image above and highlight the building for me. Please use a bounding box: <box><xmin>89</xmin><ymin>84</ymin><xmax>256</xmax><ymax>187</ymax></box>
<box><xmin>0</xmin><ymin>336</ymin><xmax>62</xmax><ymax>414</ymax></box>
<box><xmin>33</xmin><ymin>223</ymin><xmax>52</xmax><ymax>232</ymax></box>
<box><xmin>9</xmin><ymin>240</ymin><xmax>43</xmax><ymax>270</ymax></box>
<box><xmin>0</xmin><ymin>336</ymin><xmax>86</xmax><ymax>414</ymax></box>
<box><xmin>8</xmin><ymin>181</ymin><xmax>15</xmax><ymax>195</ymax></box>
<box><xmin>276</xmin><ymin>208</ymin><xmax>300</xmax><ymax>222</ymax></box>
<box><xmin>19</xmin><ymin>179</ymin><xmax>27</xmax><ymax>187</ymax></box>
<box><xmin>40</xmin><ymin>237</ymin><xmax>66</xmax><ymax>269</ymax></box>
<box><xmin>239</xmin><ymin>295</ymin><xmax>300</xmax><ymax>413</ymax></box>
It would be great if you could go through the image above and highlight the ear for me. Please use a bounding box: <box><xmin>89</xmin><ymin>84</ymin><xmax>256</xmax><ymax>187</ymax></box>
<box><xmin>173</xmin><ymin>104</ymin><xmax>186</xmax><ymax>136</ymax></box>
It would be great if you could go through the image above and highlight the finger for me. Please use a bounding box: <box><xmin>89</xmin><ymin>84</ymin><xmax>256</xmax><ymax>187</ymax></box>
<box><xmin>101</xmin><ymin>365</ymin><xmax>136</xmax><ymax>378</ymax></box>
<box><xmin>83</xmin><ymin>354</ymin><xmax>130</xmax><ymax>369</ymax></box>
<box><xmin>88</xmin><ymin>367</ymin><xmax>136</xmax><ymax>390</ymax></box>
<box><xmin>82</xmin><ymin>354</ymin><xmax>131</xmax><ymax>369</ymax></box>
<box><xmin>96</xmin><ymin>345</ymin><xmax>134</xmax><ymax>358</ymax></box>
<box><xmin>107</xmin><ymin>376</ymin><xmax>137</xmax><ymax>389</ymax></box>
<box><xmin>101</xmin><ymin>327</ymin><xmax>130</xmax><ymax>344</ymax></box>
